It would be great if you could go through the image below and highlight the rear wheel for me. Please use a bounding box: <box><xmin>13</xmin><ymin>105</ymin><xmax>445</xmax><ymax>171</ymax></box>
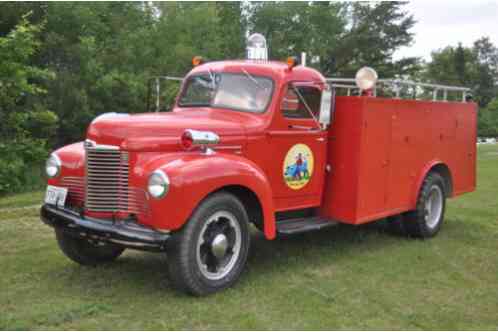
<box><xmin>402</xmin><ymin>172</ymin><xmax>446</xmax><ymax>238</ymax></box>
<box><xmin>55</xmin><ymin>230</ymin><xmax>125</xmax><ymax>266</ymax></box>
<box><xmin>166</xmin><ymin>192</ymin><xmax>250</xmax><ymax>296</ymax></box>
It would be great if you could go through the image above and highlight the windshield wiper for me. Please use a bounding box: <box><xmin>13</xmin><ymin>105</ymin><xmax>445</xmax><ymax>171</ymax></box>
<box><xmin>207</xmin><ymin>68</ymin><xmax>216</xmax><ymax>89</ymax></box>
<box><xmin>242</xmin><ymin>68</ymin><xmax>267</xmax><ymax>91</ymax></box>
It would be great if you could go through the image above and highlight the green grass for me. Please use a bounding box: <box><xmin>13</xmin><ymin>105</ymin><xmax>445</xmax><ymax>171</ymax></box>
<box><xmin>1</xmin><ymin>145</ymin><xmax>498</xmax><ymax>330</ymax></box>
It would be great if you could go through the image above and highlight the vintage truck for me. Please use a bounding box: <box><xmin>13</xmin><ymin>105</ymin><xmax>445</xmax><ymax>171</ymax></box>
<box><xmin>41</xmin><ymin>34</ymin><xmax>477</xmax><ymax>295</ymax></box>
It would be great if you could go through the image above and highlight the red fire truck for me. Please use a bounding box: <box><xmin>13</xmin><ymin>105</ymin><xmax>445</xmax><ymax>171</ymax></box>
<box><xmin>41</xmin><ymin>34</ymin><xmax>477</xmax><ymax>295</ymax></box>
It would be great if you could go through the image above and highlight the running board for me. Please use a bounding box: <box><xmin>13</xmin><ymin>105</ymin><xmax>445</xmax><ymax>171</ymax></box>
<box><xmin>276</xmin><ymin>216</ymin><xmax>338</xmax><ymax>235</ymax></box>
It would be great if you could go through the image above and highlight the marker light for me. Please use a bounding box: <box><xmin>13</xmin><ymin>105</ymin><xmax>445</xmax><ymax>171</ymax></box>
<box><xmin>192</xmin><ymin>56</ymin><xmax>204</xmax><ymax>67</ymax></box>
<box><xmin>181</xmin><ymin>129</ymin><xmax>220</xmax><ymax>151</ymax></box>
<box><xmin>355</xmin><ymin>67</ymin><xmax>378</xmax><ymax>91</ymax></box>
<box><xmin>181</xmin><ymin>130</ymin><xmax>194</xmax><ymax>150</ymax></box>
<box><xmin>286</xmin><ymin>56</ymin><xmax>300</xmax><ymax>70</ymax></box>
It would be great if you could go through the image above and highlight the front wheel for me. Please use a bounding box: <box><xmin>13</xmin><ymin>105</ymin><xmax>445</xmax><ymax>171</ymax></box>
<box><xmin>402</xmin><ymin>172</ymin><xmax>446</xmax><ymax>238</ymax></box>
<box><xmin>166</xmin><ymin>192</ymin><xmax>251</xmax><ymax>296</ymax></box>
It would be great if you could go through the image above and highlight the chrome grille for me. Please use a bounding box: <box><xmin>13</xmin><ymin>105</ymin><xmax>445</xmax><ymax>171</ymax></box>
<box><xmin>85</xmin><ymin>146</ymin><xmax>129</xmax><ymax>212</ymax></box>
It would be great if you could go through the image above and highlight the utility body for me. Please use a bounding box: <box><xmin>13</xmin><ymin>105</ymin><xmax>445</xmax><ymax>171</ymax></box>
<box><xmin>41</xmin><ymin>34</ymin><xmax>477</xmax><ymax>295</ymax></box>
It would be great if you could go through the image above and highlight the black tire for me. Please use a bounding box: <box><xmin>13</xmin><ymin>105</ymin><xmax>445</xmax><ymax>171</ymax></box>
<box><xmin>55</xmin><ymin>229</ymin><xmax>125</xmax><ymax>266</ymax></box>
<box><xmin>166</xmin><ymin>192</ymin><xmax>251</xmax><ymax>296</ymax></box>
<box><xmin>402</xmin><ymin>172</ymin><xmax>446</xmax><ymax>238</ymax></box>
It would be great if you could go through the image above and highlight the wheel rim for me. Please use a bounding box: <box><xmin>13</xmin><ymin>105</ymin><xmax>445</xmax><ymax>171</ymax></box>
<box><xmin>425</xmin><ymin>185</ymin><xmax>443</xmax><ymax>229</ymax></box>
<box><xmin>196</xmin><ymin>211</ymin><xmax>242</xmax><ymax>280</ymax></box>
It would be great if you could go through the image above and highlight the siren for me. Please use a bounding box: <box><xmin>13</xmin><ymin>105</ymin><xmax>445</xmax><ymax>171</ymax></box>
<box><xmin>246</xmin><ymin>33</ymin><xmax>268</xmax><ymax>61</ymax></box>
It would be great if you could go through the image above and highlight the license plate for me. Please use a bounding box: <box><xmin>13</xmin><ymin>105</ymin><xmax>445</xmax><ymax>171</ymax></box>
<box><xmin>45</xmin><ymin>185</ymin><xmax>68</xmax><ymax>208</ymax></box>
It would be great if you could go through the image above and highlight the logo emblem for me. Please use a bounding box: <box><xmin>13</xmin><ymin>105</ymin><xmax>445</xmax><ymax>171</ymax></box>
<box><xmin>283</xmin><ymin>144</ymin><xmax>314</xmax><ymax>190</ymax></box>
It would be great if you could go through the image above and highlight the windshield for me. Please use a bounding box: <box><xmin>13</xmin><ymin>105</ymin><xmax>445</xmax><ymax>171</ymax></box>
<box><xmin>178</xmin><ymin>72</ymin><xmax>274</xmax><ymax>113</ymax></box>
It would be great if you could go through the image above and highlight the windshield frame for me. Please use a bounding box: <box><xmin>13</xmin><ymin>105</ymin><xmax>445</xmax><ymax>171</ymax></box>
<box><xmin>177</xmin><ymin>71</ymin><xmax>275</xmax><ymax>114</ymax></box>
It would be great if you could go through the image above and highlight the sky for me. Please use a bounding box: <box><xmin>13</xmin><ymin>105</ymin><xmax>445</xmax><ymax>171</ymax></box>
<box><xmin>393</xmin><ymin>0</ymin><xmax>498</xmax><ymax>61</ymax></box>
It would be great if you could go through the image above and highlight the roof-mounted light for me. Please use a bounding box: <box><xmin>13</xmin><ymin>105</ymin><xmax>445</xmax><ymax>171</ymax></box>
<box><xmin>355</xmin><ymin>67</ymin><xmax>378</xmax><ymax>91</ymax></box>
<box><xmin>246</xmin><ymin>33</ymin><xmax>268</xmax><ymax>61</ymax></box>
<box><xmin>286</xmin><ymin>56</ymin><xmax>300</xmax><ymax>70</ymax></box>
<box><xmin>192</xmin><ymin>56</ymin><xmax>205</xmax><ymax>67</ymax></box>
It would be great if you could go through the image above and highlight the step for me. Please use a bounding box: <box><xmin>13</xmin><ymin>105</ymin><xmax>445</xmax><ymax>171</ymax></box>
<box><xmin>276</xmin><ymin>216</ymin><xmax>338</xmax><ymax>235</ymax></box>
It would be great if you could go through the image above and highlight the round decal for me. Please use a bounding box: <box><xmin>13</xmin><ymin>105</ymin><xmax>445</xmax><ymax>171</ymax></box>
<box><xmin>283</xmin><ymin>144</ymin><xmax>314</xmax><ymax>190</ymax></box>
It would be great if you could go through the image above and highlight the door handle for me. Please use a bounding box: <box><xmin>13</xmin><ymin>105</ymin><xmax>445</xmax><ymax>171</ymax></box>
<box><xmin>316</xmin><ymin>137</ymin><xmax>325</xmax><ymax>142</ymax></box>
<box><xmin>288</xmin><ymin>125</ymin><xmax>318</xmax><ymax>131</ymax></box>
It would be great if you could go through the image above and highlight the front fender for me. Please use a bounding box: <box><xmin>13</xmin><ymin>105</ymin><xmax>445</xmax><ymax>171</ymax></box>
<box><xmin>48</xmin><ymin>142</ymin><xmax>86</xmax><ymax>186</ymax></box>
<box><xmin>141</xmin><ymin>152</ymin><xmax>276</xmax><ymax>239</ymax></box>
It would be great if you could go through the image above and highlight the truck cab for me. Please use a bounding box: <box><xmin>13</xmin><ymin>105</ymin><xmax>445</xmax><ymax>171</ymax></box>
<box><xmin>41</xmin><ymin>34</ymin><xmax>477</xmax><ymax>295</ymax></box>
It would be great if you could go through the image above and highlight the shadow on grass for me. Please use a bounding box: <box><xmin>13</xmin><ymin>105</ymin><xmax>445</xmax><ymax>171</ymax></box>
<box><xmin>39</xmin><ymin>217</ymin><xmax>419</xmax><ymax>298</ymax></box>
<box><xmin>44</xmin><ymin>216</ymin><xmax>482</xmax><ymax>302</ymax></box>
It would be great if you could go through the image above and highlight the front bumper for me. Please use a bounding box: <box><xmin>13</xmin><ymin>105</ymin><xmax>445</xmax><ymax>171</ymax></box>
<box><xmin>41</xmin><ymin>204</ymin><xmax>170</xmax><ymax>251</ymax></box>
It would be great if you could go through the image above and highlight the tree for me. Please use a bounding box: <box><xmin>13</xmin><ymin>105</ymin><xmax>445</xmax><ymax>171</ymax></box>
<box><xmin>425</xmin><ymin>38</ymin><xmax>498</xmax><ymax>108</ymax></box>
<box><xmin>454</xmin><ymin>43</ymin><xmax>467</xmax><ymax>84</ymax></box>
<box><xmin>330</xmin><ymin>1</ymin><xmax>419</xmax><ymax>78</ymax></box>
<box><xmin>248</xmin><ymin>1</ymin><xmax>419</xmax><ymax>78</ymax></box>
<box><xmin>478</xmin><ymin>98</ymin><xmax>498</xmax><ymax>137</ymax></box>
<box><xmin>248</xmin><ymin>2</ymin><xmax>346</xmax><ymax>66</ymax></box>
<box><xmin>0</xmin><ymin>15</ymin><xmax>57</xmax><ymax>193</ymax></box>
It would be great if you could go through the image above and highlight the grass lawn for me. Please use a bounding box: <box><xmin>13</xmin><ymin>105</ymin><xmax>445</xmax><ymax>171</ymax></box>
<box><xmin>1</xmin><ymin>145</ymin><xmax>498</xmax><ymax>330</ymax></box>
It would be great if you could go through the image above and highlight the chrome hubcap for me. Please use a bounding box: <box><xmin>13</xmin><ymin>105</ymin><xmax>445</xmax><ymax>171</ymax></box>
<box><xmin>425</xmin><ymin>185</ymin><xmax>443</xmax><ymax>229</ymax></box>
<box><xmin>211</xmin><ymin>233</ymin><xmax>229</xmax><ymax>260</ymax></box>
<box><xmin>196</xmin><ymin>211</ymin><xmax>241</xmax><ymax>280</ymax></box>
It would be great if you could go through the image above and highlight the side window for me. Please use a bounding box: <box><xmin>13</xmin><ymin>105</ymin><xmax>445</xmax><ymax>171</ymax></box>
<box><xmin>281</xmin><ymin>85</ymin><xmax>322</xmax><ymax>119</ymax></box>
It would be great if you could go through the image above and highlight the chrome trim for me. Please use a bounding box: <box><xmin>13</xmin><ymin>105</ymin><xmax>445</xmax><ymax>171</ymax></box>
<box><xmin>185</xmin><ymin>129</ymin><xmax>220</xmax><ymax>146</ymax></box>
<box><xmin>84</xmin><ymin>139</ymin><xmax>120</xmax><ymax>150</ymax></box>
<box><xmin>326</xmin><ymin>76</ymin><xmax>471</xmax><ymax>102</ymax></box>
<box><xmin>85</xmin><ymin>145</ymin><xmax>130</xmax><ymax>212</ymax></box>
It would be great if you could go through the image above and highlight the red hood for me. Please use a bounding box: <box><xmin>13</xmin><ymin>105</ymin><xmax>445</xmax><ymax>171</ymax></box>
<box><xmin>87</xmin><ymin>108</ymin><xmax>263</xmax><ymax>151</ymax></box>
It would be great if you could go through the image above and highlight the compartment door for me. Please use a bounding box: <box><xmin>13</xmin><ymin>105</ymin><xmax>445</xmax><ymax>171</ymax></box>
<box><xmin>357</xmin><ymin>100</ymin><xmax>392</xmax><ymax>220</ymax></box>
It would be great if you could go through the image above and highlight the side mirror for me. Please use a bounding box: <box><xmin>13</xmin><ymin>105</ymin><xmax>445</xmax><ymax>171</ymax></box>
<box><xmin>319</xmin><ymin>86</ymin><xmax>335</xmax><ymax>129</ymax></box>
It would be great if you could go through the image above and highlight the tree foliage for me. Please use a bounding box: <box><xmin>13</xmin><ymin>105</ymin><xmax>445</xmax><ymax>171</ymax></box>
<box><xmin>0</xmin><ymin>15</ymin><xmax>57</xmax><ymax>193</ymax></box>
<box><xmin>1</xmin><ymin>2</ymin><xmax>497</xmax><ymax>194</ymax></box>
<box><xmin>424</xmin><ymin>37</ymin><xmax>498</xmax><ymax>136</ymax></box>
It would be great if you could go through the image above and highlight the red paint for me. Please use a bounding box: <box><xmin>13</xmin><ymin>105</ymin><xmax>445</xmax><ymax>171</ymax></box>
<box><xmin>320</xmin><ymin>97</ymin><xmax>477</xmax><ymax>224</ymax></box>
<box><xmin>47</xmin><ymin>60</ymin><xmax>477</xmax><ymax>239</ymax></box>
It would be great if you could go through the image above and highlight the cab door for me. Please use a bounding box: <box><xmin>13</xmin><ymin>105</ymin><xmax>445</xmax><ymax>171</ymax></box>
<box><xmin>267</xmin><ymin>82</ymin><xmax>328</xmax><ymax>210</ymax></box>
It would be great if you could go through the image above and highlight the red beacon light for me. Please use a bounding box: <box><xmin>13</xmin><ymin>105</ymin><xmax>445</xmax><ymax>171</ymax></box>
<box><xmin>181</xmin><ymin>129</ymin><xmax>220</xmax><ymax>152</ymax></box>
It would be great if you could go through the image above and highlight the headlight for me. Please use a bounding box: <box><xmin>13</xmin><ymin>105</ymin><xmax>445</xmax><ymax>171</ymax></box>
<box><xmin>148</xmin><ymin>170</ymin><xmax>170</xmax><ymax>199</ymax></box>
<box><xmin>45</xmin><ymin>154</ymin><xmax>61</xmax><ymax>178</ymax></box>
<box><xmin>355</xmin><ymin>66</ymin><xmax>378</xmax><ymax>90</ymax></box>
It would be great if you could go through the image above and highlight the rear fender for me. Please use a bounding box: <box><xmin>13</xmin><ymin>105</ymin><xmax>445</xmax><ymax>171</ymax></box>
<box><xmin>411</xmin><ymin>159</ymin><xmax>450</xmax><ymax>207</ymax></box>
<box><xmin>142</xmin><ymin>152</ymin><xmax>276</xmax><ymax>239</ymax></box>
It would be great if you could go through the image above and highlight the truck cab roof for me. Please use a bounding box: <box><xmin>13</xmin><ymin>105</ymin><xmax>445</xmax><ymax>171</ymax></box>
<box><xmin>187</xmin><ymin>60</ymin><xmax>326</xmax><ymax>85</ymax></box>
